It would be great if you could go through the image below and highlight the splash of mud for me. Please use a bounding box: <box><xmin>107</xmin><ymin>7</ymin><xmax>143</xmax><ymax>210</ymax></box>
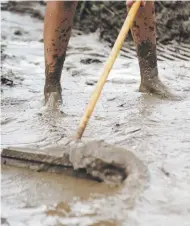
<box><xmin>65</xmin><ymin>140</ymin><xmax>148</xmax><ymax>186</ymax></box>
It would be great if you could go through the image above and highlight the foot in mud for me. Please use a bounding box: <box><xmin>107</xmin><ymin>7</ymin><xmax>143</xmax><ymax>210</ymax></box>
<box><xmin>44</xmin><ymin>86</ymin><xmax>62</xmax><ymax>107</ymax></box>
<box><xmin>139</xmin><ymin>76</ymin><xmax>178</xmax><ymax>100</ymax></box>
<box><xmin>42</xmin><ymin>84</ymin><xmax>66</xmax><ymax>115</ymax></box>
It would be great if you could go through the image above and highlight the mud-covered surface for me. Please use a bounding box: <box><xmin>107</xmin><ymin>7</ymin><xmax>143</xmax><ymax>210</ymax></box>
<box><xmin>65</xmin><ymin>140</ymin><xmax>148</xmax><ymax>185</ymax></box>
<box><xmin>1</xmin><ymin>1</ymin><xmax>190</xmax><ymax>44</ymax></box>
<box><xmin>1</xmin><ymin>2</ymin><xmax>190</xmax><ymax>226</ymax></box>
<box><xmin>2</xmin><ymin>141</ymin><xmax>148</xmax><ymax>186</ymax></box>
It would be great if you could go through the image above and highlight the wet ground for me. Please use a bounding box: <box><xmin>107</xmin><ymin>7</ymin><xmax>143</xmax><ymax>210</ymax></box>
<box><xmin>1</xmin><ymin>6</ymin><xmax>190</xmax><ymax>226</ymax></box>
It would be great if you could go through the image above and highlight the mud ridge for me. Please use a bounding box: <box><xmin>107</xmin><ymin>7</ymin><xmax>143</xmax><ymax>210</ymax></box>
<box><xmin>1</xmin><ymin>141</ymin><xmax>148</xmax><ymax>187</ymax></box>
<box><xmin>66</xmin><ymin>140</ymin><xmax>148</xmax><ymax>186</ymax></box>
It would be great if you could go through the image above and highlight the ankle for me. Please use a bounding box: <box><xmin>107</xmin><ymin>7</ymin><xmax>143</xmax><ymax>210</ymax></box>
<box><xmin>141</xmin><ymin>67</ymin><xmax>159</xmax><ymax>83</ymax></box>
<box><xmin>44</xmin><ymin>82</ymin><xmax>62</xmax><ymax>93</ymax></box>
<box><xmin>44</xmin><ymin>85</ymin><xmax>62</xmax><ymax>107</ymax></box>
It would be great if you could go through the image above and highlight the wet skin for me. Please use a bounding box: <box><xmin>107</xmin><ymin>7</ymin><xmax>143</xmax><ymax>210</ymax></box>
<box><xmin>44</xmin><ymin>1</ymin><xmax>77</xmax><ymax>106</ymax></box>
<box><xmin>129</xmin><ymin>1</ymin><xmax>171</xmax><ymax>97</ymax></box>
<box><xmin>43</xmin><ymin>1</ymin><xmax>171</xmax><ymax>108</ymax></box>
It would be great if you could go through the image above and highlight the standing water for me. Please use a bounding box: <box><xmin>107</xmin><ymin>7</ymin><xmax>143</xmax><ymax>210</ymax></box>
<box><xmin>1</xmin><ymin>4</ymin><xmax>190</xmax><ymax>226</ymax></box>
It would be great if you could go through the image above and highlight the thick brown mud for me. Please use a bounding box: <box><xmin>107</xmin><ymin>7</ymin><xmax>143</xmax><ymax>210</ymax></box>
<box><xmin>1</xmin><ymin>2</ymin><xmax>190</xmax><ymax>226</ymax></box>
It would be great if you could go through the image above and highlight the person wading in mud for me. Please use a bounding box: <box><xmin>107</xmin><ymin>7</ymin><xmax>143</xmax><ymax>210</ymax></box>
<box><xmin>43</xmin><ymin>1</ymin><xmax>171</xmax><ymax>109</ymax></box>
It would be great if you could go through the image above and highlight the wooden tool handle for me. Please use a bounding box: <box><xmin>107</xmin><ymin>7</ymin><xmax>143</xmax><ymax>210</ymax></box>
<box><xmin>74</xmin><ymin>1</ymin><xmax>141</xmax><ymax>140</ymax></box>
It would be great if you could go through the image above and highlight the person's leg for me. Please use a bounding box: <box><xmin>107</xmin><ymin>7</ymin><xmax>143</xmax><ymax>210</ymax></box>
<box><xmin>43</xmin><ymin>1</ymin><xmax>77</xmax><ymax>107</ymax></box>
<box><xmin>128</xmin><ymin>1</ymin><xmax>170</xmax><ymax>97</ymax></box>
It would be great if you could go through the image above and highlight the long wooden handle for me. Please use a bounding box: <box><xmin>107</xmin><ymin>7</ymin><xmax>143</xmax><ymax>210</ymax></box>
<box><xmin>74</xmin><ymin>1</ymin><xmax>141</xmax><ymax>140</ymax></box>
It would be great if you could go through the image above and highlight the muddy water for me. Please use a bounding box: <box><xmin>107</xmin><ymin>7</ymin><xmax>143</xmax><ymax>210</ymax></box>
<box><xmin>1</xmin><ymin>7</ymin><xmax>190</xmax><ymax>226</ymax></box>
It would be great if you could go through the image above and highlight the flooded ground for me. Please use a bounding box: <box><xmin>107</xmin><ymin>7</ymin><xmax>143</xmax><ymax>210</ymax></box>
<box><xmin>1</xmin><ymin>5</ymin><xmax>190</xmax><ymax>226</ymax></box>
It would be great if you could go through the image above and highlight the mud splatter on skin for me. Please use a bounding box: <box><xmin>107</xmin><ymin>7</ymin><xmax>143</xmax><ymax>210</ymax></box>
<box><xmin>44</xmin><ymin>1</ymin><xmax>77</xmax><ymax>105</ymax></box>
<box><xmin>149</xmin><ymin>26</ymin><xmax>154</xmax><ymax>32</ymax></box>
<box><xmin>45</xmin><ymin>54</ymin><xmax>65</xmax><ymax>86</ymax></box>
<box><xmin>130</xmin><ymin>2</ymin><xmax>158</xmax><ymax>81</ymax></box>
<box><xmin>137</xmin><ymin>40</ymin><xmax>172</xmax><ymax>98</ymax></box>
<box><xmin>44</xmin><ymin>53</ymin><xmax>65</xmax><ymax>103</ymax></box>
<box><xmin>137</xmin><ymin>40</ymin><xmax>158</xmax><ymax>80</ymax></box>
<box><xmin>128</xmin><ymin>2</ymin><xmax>173</xmax><ymax>97</ymax></box>
<box><xmin>133</xmin><ymin>21</ymin><xmax>139</xmax><ymax>29</ymax></box>
<box><xmin>44</xmin><ymin>26</ymin><xmax>71</xmax><ymax>92</ymax></box>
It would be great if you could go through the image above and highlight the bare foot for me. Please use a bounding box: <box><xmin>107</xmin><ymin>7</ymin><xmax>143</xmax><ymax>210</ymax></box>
<box><xmin>44</xmin><ymin>91</ymin><xmax>62</xmax><ymax>109</ymax></box>
<box><xmin>44</xmin><ymin>84</ymin><xmax>62</xmax><ymax>105</ymax></box>
<box><xmin>42</xmin><ymin>85</ymin><xmax>66</xmax><ymax>115</ymax></box>
<box><xmin>139</xmin><ymin>77</ymin><xmax>177</xmax><ymax>99</ymax></box>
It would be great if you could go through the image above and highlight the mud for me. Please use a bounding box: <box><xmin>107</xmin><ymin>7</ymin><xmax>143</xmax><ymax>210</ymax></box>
<box><xmin>66</xmin><ymin>140</ymin><xmax>148</xmax><ymax>185</ymax></box>
<box><xmin>1</xmin><ymin>77</ymin><xmax>14</xmax><ymax>87</ymax></box>
<box><xmin>1</xmin><ymin>2</ymin><xmax>190</xmax><ymax>226</ymax></box>
<box><xmin>1</xmin><ymin>1</ymin><xmax>44</xmax><ymax>20</ymax></box>
<box><xmin>2</xmin><ymin>140</ymin><xmax>148</xmax><ymax>186</ymax></box>
<box><xmin>1</xmin><ymin>1</ymin><xmax>190</xmax><ymax>44</ymax></box>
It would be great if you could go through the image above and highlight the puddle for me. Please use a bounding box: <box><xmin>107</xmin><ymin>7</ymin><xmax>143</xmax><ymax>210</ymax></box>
<box><xmin>1</xmin><ymin>5</ymin><xmax>190</xmax><ymax>226</ymax></box>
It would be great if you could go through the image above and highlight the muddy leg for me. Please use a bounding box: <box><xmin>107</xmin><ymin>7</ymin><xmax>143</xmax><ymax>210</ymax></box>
<box><xmin>44</xmin><ymin>1</ymin><xmax>77</xmax><ymax>108</ymax></box>
<box><xmin>128</xmin><ymin>1</ymin><xmax>171</xmax><ymax>98</ymax></box>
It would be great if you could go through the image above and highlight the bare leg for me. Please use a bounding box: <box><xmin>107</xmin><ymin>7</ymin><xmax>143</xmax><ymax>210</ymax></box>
<box><xmin>43</xmin><ymin>1</ymin><xmax>77</xmax><ymax>108</ymax></box>
<box><xmin>128</xmin><ymin>1</ymin><xmax>171</xmax><ymax>97</ymax></box>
